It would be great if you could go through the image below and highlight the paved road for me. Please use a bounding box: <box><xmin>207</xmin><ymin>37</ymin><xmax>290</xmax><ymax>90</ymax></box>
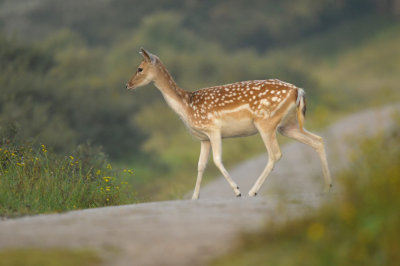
<box><xmin>0</xmin><ymin>104</ymin><xmax>398</xmax><ymax>266</ymax></box>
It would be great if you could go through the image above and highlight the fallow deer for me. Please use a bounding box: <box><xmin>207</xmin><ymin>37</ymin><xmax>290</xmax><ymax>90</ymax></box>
<box><xmin>126</xmin><ymin>48</ymin><xmax>332</xmax><ymax>199</ymax></box>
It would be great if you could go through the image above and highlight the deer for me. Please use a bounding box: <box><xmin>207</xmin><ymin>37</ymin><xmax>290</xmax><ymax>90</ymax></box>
<box><xmin>126</xmin><ymin>48</ymin><xmax>332</xmax><ymax>200</ymax></box>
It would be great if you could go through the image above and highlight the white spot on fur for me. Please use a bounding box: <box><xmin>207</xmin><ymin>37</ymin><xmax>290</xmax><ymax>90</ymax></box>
<box><xmin>260</xmin><ymin>99</ymin><xmax>270</xmax><ymax>106</ymax></box>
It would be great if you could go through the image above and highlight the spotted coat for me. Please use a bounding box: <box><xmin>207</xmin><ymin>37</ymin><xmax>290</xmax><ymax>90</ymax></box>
<box><xmin>187</xmin><ymin>79</ymin><xmax>298</xmax><ymax>128</ymax></box>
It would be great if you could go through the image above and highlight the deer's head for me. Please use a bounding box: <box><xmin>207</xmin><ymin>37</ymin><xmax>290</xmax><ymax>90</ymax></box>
<box><xmin>126</xmin><ymin>48</ymin><xmax>159</xmax><ymax>90</ymax></box>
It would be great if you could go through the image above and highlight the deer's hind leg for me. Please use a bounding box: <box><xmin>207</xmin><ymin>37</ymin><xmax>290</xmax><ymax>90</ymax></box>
<box><xmin>248</xmin><ymin>121</ymin><xmax>282</xmax><ymax>196</ymax></box>
<box><xmin>278</xmin><ymin>114</ymin><xmax>332</xmax><ymax>192</ymax></box>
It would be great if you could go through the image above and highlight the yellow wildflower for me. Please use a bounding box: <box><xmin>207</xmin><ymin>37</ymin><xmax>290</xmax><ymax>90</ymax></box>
<box><xmin>105</xmin><ymin>186</ymin><xmax>111</xmax><ymax>192</ymax></box>
<box><xmin>96</xmin><ymin>170</ymin><xmax>101</xmax><ymax>175</ymax></box>
<box><xmin>103</xmin><ymin>177</ymin><xmax>110</xmax><ymax>182</ymax></box>
<box><xmin>41</xmin><ymin>144</ymin><xmax>47</xmax><ymax>154</ymax></box>
<box><xmin>106</xmin><ymin>198</ymin><xmax>110</xmax><ymax>202</ymax></box>
<box><xmin>106</xmin><ymin>164</ymin><xmax>112</xmax><ymax>170</ymax></box>
<box><xmin>69</xmin><ymin>155</ymin><xmax>74</xmax><ymax>160</ymax></box>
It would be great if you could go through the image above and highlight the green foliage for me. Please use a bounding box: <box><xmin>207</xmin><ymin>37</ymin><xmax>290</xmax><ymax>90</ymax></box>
<box><xmin>0</xmin><ymin>0</ymin><xmax>387</xmax><ymax>51</ymax></box>
<box><xmin>0</xmin><ymin>132</ymin><xmax>135</xmax><ymax>217</ymax></box>
<box><xmin>212</xmin><ymin>121</ymin><xmax>400</xmax><ymax>266</ymax></box>
<box><xmin>0</xmin><ymin>32</ymin><xmax>144</xmax><ymax>157</ymax></box>
<box><xmin>0</xmin><ymin>248</ymin><xmax>101</xmax><ymax>266</ymax></box>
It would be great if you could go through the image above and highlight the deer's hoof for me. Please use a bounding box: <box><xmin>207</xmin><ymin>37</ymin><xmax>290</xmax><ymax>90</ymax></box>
<box><xmin>248</xmin><ymin>191</ymin><xmax>257</xmax><ymax>197</ymax></box>
<box><xmin>236</xmin><ymin>193</ymin><xmax>241</xmax><ymax>197</ymax></box>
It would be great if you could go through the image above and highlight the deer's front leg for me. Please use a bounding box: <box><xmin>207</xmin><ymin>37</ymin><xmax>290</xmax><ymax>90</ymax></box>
<box><xmin>209</xmin><ymin>132</ymin><xmax>241</xmax><ymax>197</ymax></box>
<box><xmin>192</xmin><ymin>140</ymin><xmax>211</xmax><ymax>200</ymax></box>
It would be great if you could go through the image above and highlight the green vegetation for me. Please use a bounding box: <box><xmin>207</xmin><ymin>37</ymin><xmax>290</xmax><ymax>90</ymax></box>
<box><xmin>0</xmin><ymin>32</ymin><xmax>144</xmax><ymax>158</ymax></box>
<box><xmin>1</xmin><ymin>1</ymin><xmax>400</xmax><ymax>203</ymax></box>
<box><xmin>0</xmin><ymin>129</ymin><xmax>135</xmax><ymax>217</ymax></box>
<box><xmin>0</xmin><ymin>0</ymin><xmax>395</xmax><ymax>51</ymax></box>
<box><xmin>0</xmin><ymin>248</ymin><xmax>101</xmax><ymax>266</ymax></box>
<box><xmin>212</xmin><ymin>119</ymin><xmax>400</xmax><ymax>266</ymax></box>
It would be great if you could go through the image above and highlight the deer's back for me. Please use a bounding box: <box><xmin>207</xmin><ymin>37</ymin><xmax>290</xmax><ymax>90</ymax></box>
<box><xmin>185</xmin><ymin>79</ymin><xmax>299</xmax><ymax>138</ymax></box>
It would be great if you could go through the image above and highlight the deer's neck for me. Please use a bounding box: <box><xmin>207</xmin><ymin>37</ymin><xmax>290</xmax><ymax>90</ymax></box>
<box><xmin>153</xmin><ymin>63</ymin><xmax>190</xmax><ymax>120</ymax></box>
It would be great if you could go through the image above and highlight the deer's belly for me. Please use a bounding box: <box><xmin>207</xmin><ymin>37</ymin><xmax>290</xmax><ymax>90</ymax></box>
<box><xmin>187</xmin><ymin>109</ymin><xmax>259</xmax><ymax>140</ymax></box>
<box><xmin>219</xmin><ymin>116</ymin><xmax>258</xmax><ymax>138</ymax></box>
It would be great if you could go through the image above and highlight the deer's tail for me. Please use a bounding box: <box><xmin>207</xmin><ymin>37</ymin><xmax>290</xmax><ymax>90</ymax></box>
<box><xmin>296</xmin><ymin>88</ymin><xmax>306</xmax><ymax>132</ymax></box>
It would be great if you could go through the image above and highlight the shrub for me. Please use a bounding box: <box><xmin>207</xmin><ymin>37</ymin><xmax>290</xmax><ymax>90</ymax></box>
<box><xmin>0</xmin><ymin>128</ymin><xmax>135</xmax><ymax>217</ymax></box>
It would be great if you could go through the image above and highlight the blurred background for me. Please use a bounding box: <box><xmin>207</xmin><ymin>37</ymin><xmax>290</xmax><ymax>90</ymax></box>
<box><xmin>1</xmin><ymin>0</ymin><xmax>400</xmax><ymax>201</ymax></box>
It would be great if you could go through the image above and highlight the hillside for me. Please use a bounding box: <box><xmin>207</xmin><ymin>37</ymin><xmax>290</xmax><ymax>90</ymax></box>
<box><xmin>0</xmin><ymin>0</ymin><xmax>396</xmax><ymax>50</ymax></box>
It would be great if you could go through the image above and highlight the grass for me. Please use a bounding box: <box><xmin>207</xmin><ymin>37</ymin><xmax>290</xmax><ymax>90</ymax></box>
<box><xmin>0</xmin><ymin>138</ymin><xmax>136</xmax><ymax>217</ymax></box>
<box><xmin>0</xmin><ymin>248</ymin><xmax>101</xmax><ymax>266</ymax></box>
<box><xmin>211</xmin><ymin>116</ymin><xmax>400</xmax><ymax>266</ymax></box>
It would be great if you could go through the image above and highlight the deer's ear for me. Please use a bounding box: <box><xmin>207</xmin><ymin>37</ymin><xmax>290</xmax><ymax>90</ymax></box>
<box><xmin>139</xmin><ymin>48</ymin><xmax>157</xmax><ymax>65</ymax></box>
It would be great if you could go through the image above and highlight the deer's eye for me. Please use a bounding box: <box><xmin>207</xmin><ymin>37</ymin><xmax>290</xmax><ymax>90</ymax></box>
<box><xmin>138</xmin><ymin>68</ymin><xmax>143</xmax><ymax>73</ymax></box>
